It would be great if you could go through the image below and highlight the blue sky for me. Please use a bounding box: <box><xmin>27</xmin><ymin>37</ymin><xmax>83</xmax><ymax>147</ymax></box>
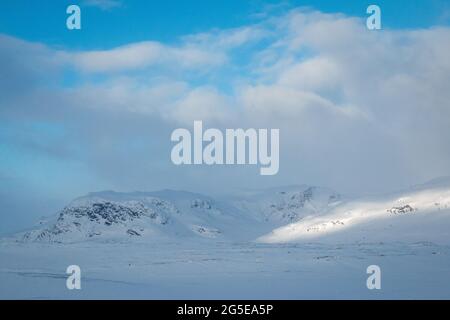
<box><xmin>0</xmin><ymin>0</ymin><xmax>449</xmax><ymax>49</ymax></box>
<box><xmin>1</xmin><ymin>1</ymin><xmax>450</xmax><ymax>234</ymax></box>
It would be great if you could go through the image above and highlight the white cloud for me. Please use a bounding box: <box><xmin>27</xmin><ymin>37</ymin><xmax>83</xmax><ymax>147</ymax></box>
<box><xmin>167</xmin><ymin>87</ymin><xmax>232</xmax><ymax>125</ymax></box>
<box><xmin>64</xmin><ymin>78</ymin><xmax>189</xmax><ymax>115</ymax></box>
<box><xmin>71</xmin><ymin>42</ymin><xmax>164</xmax><ymax>73</ymax></box>
<box><xmin>83</xmin><ymin>0</ymin><xmax>122</xmax><ymax>10</ymax></box>
<box><xmin>1</xmin><ymin>9</ymin><xmax>450</xmax><ymax>193</ymax></box>
<box><xmin>183</xmin><ymin>25</ymin><xmax>268</xmax><ymax>50</ymax></box>
<box><xmin>68</xmin><ymin>41</ymin><xmax>226</xmax><ymax>73</ymax></box>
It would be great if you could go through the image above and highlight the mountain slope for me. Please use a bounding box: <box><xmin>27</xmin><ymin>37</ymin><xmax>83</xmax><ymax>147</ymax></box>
<box><xmin>19</xmin><ymin>190</ymin><xmax>264</xmax><ymax>243</ymax></box>
<box><xmin>229</xmin><ymin>185</ymin><xmax>341</xmax><ymax>224</ymax></box>
<box><xmin>13</xmin><ymin>178</ymin><xmax>450</xmax><ymax>244</ymax></box>
<box><xmin>257</xmin><ymin>179</ymin><xmax>450</xmax><ymax>244</ymax></box>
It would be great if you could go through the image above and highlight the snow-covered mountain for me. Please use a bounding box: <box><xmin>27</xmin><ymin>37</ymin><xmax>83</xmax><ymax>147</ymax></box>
<box><xmin>19</xmin><ymin>190</ymin><xmax>263</xmax><ymax>243</ymax></box>
<box><xmin>258</xmin><ymin>178</ymin><xmax>450</xmax><ymax>244</ymax></box>
<box><xmin>229</xmin><ymin>185</ymin><xmax>341</xmax><ymax>224</ymax></box>
<box><xmin>3</xmin><ymin>179</ymin><xmax>450</xmax><ymax>300</ymax></box>
<box><xmin>12</xmin><ymin>178</ymin><xmax>450</xmax><ymax>244</ymax></box>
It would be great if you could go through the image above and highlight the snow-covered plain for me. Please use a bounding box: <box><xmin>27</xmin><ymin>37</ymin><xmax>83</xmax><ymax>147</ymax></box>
<box><xmin>1</xmin><ymin>179</ymin><xmax>450</xmax><ymax>299</ymax></box>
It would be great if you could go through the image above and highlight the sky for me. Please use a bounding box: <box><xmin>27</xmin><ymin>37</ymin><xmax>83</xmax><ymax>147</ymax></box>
<box><xmin>1</xmin><ymin>0</ymin><xmax>450</xmax><ymax>234</ymax></box>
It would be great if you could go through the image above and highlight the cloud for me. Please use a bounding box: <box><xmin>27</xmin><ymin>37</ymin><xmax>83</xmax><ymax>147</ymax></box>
<box><xmin>83</xmin><ymin>0</ymin><xmax>122</xmax><ymax>10</ymax></box>
<box><xmin>183</xmin><ymin>25</ymin><xmax>268</xmax><ymax>50</ymax></box>
<box><xmin>1</xmin><ymin>7</ymin><xmax>450</xmax><ymax>212</ymax></box>
<box><xmin>167</xmin><ymin>87</ymin><xmax>232</xmax><ymax>125</ymax></box>
<box><xmin>68</xmin><ymin>41</ymin><xmax>227</xmax><ymax>73</ymax></box>
<box><xmin>0</xmin><ymin>35</ymin><xmax>64</xmax><ymax>99</ymax></box>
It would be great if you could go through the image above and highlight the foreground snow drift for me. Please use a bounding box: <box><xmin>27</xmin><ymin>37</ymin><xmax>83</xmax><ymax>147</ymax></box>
<box><xmin>0</xmin><ymin>241</ymin><xmax>449</xmax><ymax>299</ymax></box>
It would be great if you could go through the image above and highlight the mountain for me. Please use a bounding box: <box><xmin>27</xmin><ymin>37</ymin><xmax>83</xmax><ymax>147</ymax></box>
<box><xmin>229</xmin><ymin>185</ymin><xmax>341</xmax><ymax>224</ymax></box>
<box><xmin>12</xmin><ymin>178</ymin><xmax>450</xmax><ymax>244</ymax></box>
<box><xmin>3</xmin><ymin>180</ymin><xmax>450</xmax><ymax>300</ymax></box>
<box><xmin>19</xmin><ymin>190</ymin><xmax>264</xmax><ymax>243</ymax></box>
<box><xmin>258</xmin><ymin>178</ymin><xmax>450</xmax><ymax>244</ymax></box>
<box><xmin>17</xmin><ymin>185</ymin><xmax>338</xmax><ymax>244</ymax></box>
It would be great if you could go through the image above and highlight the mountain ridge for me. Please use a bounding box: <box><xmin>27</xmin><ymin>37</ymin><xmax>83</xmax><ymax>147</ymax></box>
<box><xmin>7</xmin><ymin>178</ymin><xmax>450</xmax><ymax>244</ymax></box>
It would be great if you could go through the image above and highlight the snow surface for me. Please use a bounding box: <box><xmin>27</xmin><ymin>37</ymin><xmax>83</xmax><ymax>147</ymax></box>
<box><xmin>1</xmin><ymin>179</ymin><xmax>450</xmax><ymax>299</ymax></box>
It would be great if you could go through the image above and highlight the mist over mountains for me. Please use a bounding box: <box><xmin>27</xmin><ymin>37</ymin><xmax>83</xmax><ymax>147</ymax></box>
<box><xmin>11</xmin><ymin>177</ymin><xmax>450</xmax><ymax>245</ymax></box>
